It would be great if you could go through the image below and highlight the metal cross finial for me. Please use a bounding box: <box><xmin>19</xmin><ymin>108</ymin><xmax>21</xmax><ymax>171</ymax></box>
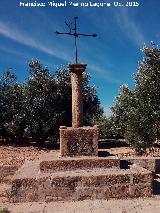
<box><xmin>55</xmin><ymin>17</ymin><xmax>97</xmax><ymax>63</ymax></box>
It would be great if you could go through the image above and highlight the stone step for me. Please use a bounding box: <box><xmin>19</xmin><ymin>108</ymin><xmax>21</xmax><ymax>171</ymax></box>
<box><xmin>0</xmin><ymin>183</ymin><xmax>11</xmax><ymax>203</ymax></box>
<box><xmin>10</xmin><ymin>160</ymin><xmax>152</xmax><ymax>203</ymax></box>
<box><xmin>40</xmin><ymin>156</ymin><xmax>120</xmax><ymax>173</ymax></box>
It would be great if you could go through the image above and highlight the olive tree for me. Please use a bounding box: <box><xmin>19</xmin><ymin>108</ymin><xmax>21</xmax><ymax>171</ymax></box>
<box><xmin>111</xmin><ymin>45</ymin><xmax>160</xmax><ymax>154</ymax></box>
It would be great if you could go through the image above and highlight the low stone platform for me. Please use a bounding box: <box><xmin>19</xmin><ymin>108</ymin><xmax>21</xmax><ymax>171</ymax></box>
<box><xmin>10</xmin><ymin>156</ymin><xmax>153</xmax><ymax>203</ymax></box>
<box><xmin>40</xmin><ymin>156</ymin><xmax>120</xmax><ymax>172</ymax></box>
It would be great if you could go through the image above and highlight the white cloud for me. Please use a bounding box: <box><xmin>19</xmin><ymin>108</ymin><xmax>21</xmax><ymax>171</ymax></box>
<box><xmin>0</xmin><ymin>21</ymin><xmax>71</xmax><ymax>61</ymax></box>
<box><xmin>115</xmin><ymin>9</ymin><xmax>146</xmax><ymax>47</ymax></box>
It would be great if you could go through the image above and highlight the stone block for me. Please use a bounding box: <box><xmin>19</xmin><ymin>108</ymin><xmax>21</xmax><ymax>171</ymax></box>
<box><xmin>129</xmin><ymin>183</ymin><xmax>152</xmax><ymax>198</ymax></box>
<box><xmin>106</xmin><ymin>185</ymin><xmax>131</xmax><ymax>199</ymax></box>
<box><xmin>133</xmin><ymin>172</ymin><xmax>153</xmax><ymax>184</ymax></box>
<box><xmin>60</xmin><ymin>125</ymin><xmax>98</xmax><ymax>157</ymax></box>
<box><xmin>81</xmin><ymin>174</ymin><xmax>130</xmax><ymax>187</ymax></box>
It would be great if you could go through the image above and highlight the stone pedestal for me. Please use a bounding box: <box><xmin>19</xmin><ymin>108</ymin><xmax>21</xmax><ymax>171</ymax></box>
<box><xmin>60</xmin><ymin>125</ymin><xmax>98</xmax><ymax>157</ymax></box>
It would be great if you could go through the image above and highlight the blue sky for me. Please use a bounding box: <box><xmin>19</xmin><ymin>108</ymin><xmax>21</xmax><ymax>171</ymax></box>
<box><xmin>0</xmin><ymin>0</ymin><xmax>160</xmax><ymax>115</ymax></box>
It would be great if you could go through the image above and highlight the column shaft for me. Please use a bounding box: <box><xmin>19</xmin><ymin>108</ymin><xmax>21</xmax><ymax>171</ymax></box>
<box><xmin>71</xmin><ymin>71</ymin><xmax>83</xmax><ymax>127</ymax></box>
<box><xmin>68</xmin><ymin>63</ymin><xmax>87</xmax><ymax>128</ymax></box>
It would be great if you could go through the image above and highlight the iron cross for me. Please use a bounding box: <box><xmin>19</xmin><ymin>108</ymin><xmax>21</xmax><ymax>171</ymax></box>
<box><xmin>55</xmin><ymin>17</ymin><xmax>97</xmax><ymax>63</ymax></box>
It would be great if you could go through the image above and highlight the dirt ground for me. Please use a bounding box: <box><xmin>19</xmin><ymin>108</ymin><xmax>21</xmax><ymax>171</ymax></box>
<box><xmin>0</xmin><ymin>145</ymin><xmax>54</xmax><ymax>167</ymax></box>
<box><xmin>0</xmin><ymin>141</ymin><xmax>160</xmax><ymax>167</ymax></box>
<box><xmin>1</xmin><ymin>197</ymin><xmax>160</xmax><ymax>213</ymax></box>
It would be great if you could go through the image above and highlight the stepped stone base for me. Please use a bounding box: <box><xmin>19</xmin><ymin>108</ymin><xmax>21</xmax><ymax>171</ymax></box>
<box><xmin>10</xmin><ymin>156</ymin><xmax>153</xmax><ymax>203</ymax></box>
<box><xmin>40</xmin><ymin>156</ymin><xmax>120</xmax><ymax>172</ymax></box>
<box><xmin>60</xmin><ymin>126</ymin><xmax>98</xmax><ymax>157</ymax></box>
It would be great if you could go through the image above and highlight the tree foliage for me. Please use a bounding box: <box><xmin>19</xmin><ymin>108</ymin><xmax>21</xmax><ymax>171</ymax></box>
<box><xmin>23</xmin><ymin>60</ymin><xmax>58</xmax><ymax>143</ymax></box>
<box><xmin>0</xmin><ymin>70</ymin><xmax>25</xmax><ymax>143</ymax></box>
<box><xmin>97</xmin><ymin>115</ymin><xmax>115</xmax><ymax>139</ymax></box>
<box><xmin>111</xmin><ymin>45</ymin><xmax>160</xmax><ymax>154</ymax></box>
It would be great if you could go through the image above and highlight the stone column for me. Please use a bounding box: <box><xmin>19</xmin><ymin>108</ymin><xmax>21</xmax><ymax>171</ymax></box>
<box><xmin>68</xmin><ymin>63</ymin><xmax>87</xmax><ymax>128</ymax></box>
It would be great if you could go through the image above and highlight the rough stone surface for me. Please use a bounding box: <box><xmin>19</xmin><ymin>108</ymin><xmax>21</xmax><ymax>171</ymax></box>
<box><xmin>60</xmin><ymin>126</ymin><xmax>98</xmax><ymax>157</ymax></box>
<box><xmin>10</xmin><ymin>163</ymin><xmax>152</xmax><ymax>203</ymax></box>
<box><xmin>68</xmin><ymin>63</ymin><xmax>87</xmax><ymax>128</ymax></box>
<box><xmin>40</xmin><ymin>156</ymin><xmax>120</xmax><ymax>172</ymax></box>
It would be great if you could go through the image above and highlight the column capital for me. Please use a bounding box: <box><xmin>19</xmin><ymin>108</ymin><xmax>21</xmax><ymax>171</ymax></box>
<box><xmin>68</xmin><ymin>63</ymin><xmax>87</xmax><ymax>74</ymax></box>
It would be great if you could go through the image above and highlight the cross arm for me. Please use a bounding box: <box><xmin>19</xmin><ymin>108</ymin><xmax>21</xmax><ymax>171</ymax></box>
<box><xmin>77</xmin><ymin>33</ymin><xmax>97</xmax><ymax>37</ymax></box>
<box><xmin>55</xmin><ymin>31</ymin><xmax>97</xmax><ymax>37</ymax></box>
<box><xmin>55</xmin><ymin>31</ymin><xmax>72</xmax><ymax>35</ymax></box>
